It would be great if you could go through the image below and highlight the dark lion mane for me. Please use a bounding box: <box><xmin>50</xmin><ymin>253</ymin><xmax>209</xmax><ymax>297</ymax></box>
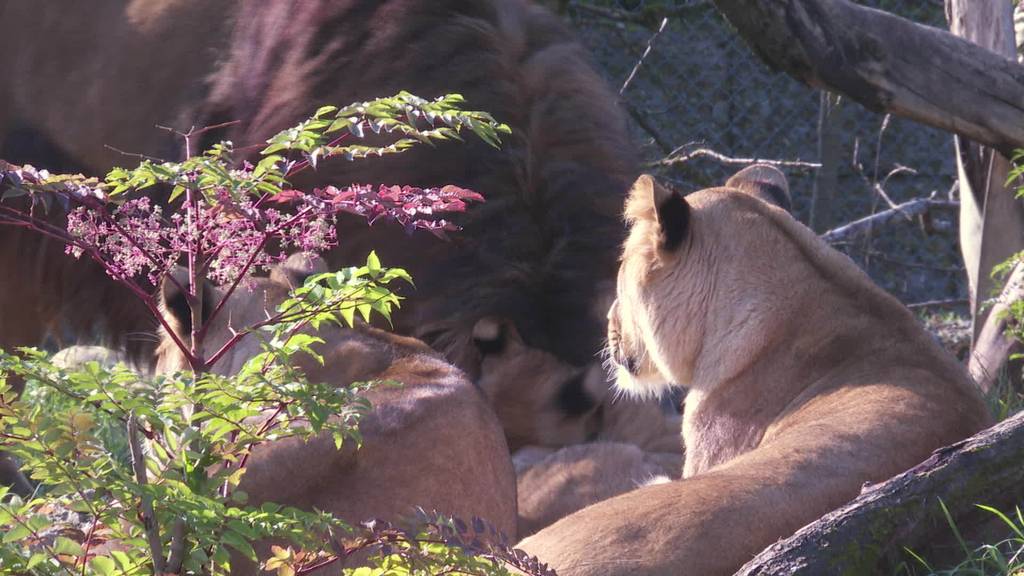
<box><xmin>0</xmin><ymin>0</ymin><xmax>637</xmax><ymax>375</ymax></box>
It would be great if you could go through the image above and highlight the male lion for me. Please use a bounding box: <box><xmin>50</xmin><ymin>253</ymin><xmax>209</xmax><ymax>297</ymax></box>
<box><xmin>0</xmin><ymin>0</ymin><xmax>633</xmax><ymax>374</ymax></box>
<box><xmin>155</xmin><ymin>254</ymin><xmax>517</xmax><ymax>572</ymax></box>
<box><xmin>517</xmin><ymin>166</ymin><xmax>991</xmax><ymax>575</ymax></box>
<box><xmin>0</xmin><ymin>0</ymin><xmax>635</xmax><ymax>489</ymax></box>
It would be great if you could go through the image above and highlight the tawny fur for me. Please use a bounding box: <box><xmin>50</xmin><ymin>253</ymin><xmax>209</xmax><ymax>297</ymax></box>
<box><xmin>518</xmin><ymin>166</ymin><xmax>992</xmax><ymax>575</ymax></box>
<box><xmin>155</xmin><ymin>255</ymin><xmax>517</xmax><ymax>574</ymax></box>
<box><xmin>514</xmin><ymin>442</ymin><xmax>681</xmax><ymax>538</ymax></box>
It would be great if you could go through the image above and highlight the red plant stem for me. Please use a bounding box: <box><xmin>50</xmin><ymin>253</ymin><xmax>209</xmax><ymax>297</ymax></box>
<box><xmin>199</xmin><ymin>204</ymin><xmax>316</xmax><ymax>338</ymax></box>
<box><xmin>0</xmin><ymin>204</ymin><xmax>196</xmax><ymax>365</ymax></box>
<box><xmin>79</xmin><ymin>500</ymin><xmax>114</xmax><ymax>576</ymax></box>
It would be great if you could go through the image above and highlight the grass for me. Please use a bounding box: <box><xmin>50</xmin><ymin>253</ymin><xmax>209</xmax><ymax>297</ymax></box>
<box><xmin>899</xmin><ymin>503</ymin><xmax>1024</xmax><ymax>576</ymax></box>
<box><xmin>897</xmin><ymin>370</ymin><xmax>1024</xmax><ymax>576</ymax></box>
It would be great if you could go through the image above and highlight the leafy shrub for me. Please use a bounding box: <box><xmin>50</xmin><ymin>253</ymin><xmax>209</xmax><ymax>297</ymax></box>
<box><xmin>0</xmin><ymin>93</ymin><xmax>552</xmax><ymax>575</ymax></box>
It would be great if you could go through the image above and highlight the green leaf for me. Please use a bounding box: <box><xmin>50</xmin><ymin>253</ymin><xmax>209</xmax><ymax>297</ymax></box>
<box><xmin>89</xmin><ymin>556</ymin><xmax>116</xmax><ymax>576</ymax></box>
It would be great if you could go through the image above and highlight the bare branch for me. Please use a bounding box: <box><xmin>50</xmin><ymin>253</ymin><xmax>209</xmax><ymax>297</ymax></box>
<box><xmin>649</xmin><ymin>146</ymin><xmax>822</xmax><ymax>171</ymax></box>
<box><xmin>907</xmin><ymin>298</ymin><xmax>970</xmax><ymax>310</ymax></box>
<box><xmin>821</xmin><ymin>197</ymin><xmax>958</xmax><ymax>244</ymax></box>
<box><xmin>620</xmin><ymin>17</ymin><xmax>669</xmax><ymax>96</ymax></box>
<box><xmin>712</xmin><ymin>0</ymin><xmax>1024</xmax><ymax>154</ymax></box>
<box><xmin>969</xmin><ymin>261</ymin><xmax>1024</xmax><ymax>393</ymax></box>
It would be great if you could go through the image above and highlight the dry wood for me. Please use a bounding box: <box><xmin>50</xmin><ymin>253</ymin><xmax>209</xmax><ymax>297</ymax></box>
<box><xmin>711</xmin><ymin>0</ymin><xmax>1024</xmax><ymax>155</ymax></box>
<box><xmin>947</xmin><ymin>0</ymin><xmax>1024</xmax><ymax>390</ymax></box>
<box><xmin>970</xmin><ymin>261</ymin><xmax>1024</xmax><ymax>392</ymax></box>
<box><xmin>821</xmin><ymin>197</ymin><xmax>958</xmax><ymax>244</ymax></box>
<box><xmin>737</xmin><ymin>409</ymin><xmax>1024</xmax><ymax>574</ymax></box>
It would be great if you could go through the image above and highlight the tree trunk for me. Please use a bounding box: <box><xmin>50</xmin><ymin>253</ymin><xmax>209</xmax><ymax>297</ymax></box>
<box><xmin>736</xmin><ymin>410</ymin><xmax>1024</xmax><ymax>574</ymax></box>
<box><xmin>948</xmin><ymin>0</ymin><xmax>1024</xmax><ymax>395</ymax></box>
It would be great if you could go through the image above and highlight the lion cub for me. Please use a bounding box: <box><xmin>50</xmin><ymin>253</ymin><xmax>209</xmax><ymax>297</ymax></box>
<box><xmin>518</xmin><ymin>166</ymin><xmax>991</xmax><ymax>575</ymax></box>
<box><xmin>155</xmin><ymin>254</ymin><xmax>517</xmax><ymax>572</ymax></box>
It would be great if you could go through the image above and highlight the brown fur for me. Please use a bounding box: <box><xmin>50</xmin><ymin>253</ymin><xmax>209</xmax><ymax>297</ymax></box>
<box><xmin>515</xmin><ymin>442</ymin><xmax>680</xmax><ymax>538</ymax></box>
<box><xmin>518</xmin><ymin>166</ymin><xmax>992</xmax><ymax>575</ymax></box>
<box><xmin>155</xmin><ymin>255</ymin><xmax>517</xmax><ymax>572</ymax></box>
<box><xmin>0</xmin><ymin>0</ymin><xmax>634</xmax><ymax>377</ymax></box>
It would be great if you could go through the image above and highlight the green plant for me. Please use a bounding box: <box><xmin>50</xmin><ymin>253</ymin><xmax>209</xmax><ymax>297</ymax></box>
<box><xmin>0</xmin><ymin>93</ymin><xmax>552</xmax><ymax>575</ymax></box>
<box><xmin>899</xmin><ymin>502</ymin><xmax>1024</xmax><ymax>576</ymax></box>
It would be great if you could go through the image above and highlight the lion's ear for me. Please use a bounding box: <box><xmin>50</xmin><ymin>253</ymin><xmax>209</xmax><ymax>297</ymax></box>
<box><xmin>472</xmin><ymin>317</ymin><xmax>524</xmax><ymax>357</ymax></box>
<box><xmin>159</xmin><ymin>267</ymin><xmax>219</xmax><ymax>340</ymax></box>
<box><xmin>270</xmin><ymin>252</ymin><xmax>328</xmax><ymax>289</ymax></box>
<box><xmin>626</xmin><ymin>174</ymin><xmax>690</xmax><ymax>252</ymax></box>
<box><xmin>653</xmin><ymin>181</ymin><xmax>690</xmax><ymax>252</ymax></box>
<box><xmin>725</xmin><ymin>164</ymin><xmax>791</xmax><ymax>213</ymax></box>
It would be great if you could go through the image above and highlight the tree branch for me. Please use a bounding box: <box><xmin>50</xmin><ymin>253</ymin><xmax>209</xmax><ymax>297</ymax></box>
<box><xmin>712</xmin><ymin>0</ymin><xmax>1024</xmax><ymax>154</ymax></box>
<box><xmin>969</xmin><ymin>261</ymin><xmax>1024</xmax><ymax>393</ymax></box>
<box><xmin>821</xmin><ymin>196</ymin><xmax>958</xmax><ymax>244</ymax></box>
<box><xmin>649</xmin><ymin>145</ymin><xmax>822</xmax><ymax>171</ymax></box>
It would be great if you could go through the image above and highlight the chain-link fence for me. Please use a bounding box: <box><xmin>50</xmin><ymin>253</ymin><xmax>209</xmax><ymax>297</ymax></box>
<box><xmin>563</xmin><ymin>0</ymin><xmax>964</xmax><ymax>306</ymax></box>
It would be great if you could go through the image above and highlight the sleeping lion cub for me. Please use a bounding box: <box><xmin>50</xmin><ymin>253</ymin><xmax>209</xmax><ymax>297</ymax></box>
<box><xmin>518</xmin><ymin>166</ymin><xmax>991</xmax><ymax>575</ymax></box>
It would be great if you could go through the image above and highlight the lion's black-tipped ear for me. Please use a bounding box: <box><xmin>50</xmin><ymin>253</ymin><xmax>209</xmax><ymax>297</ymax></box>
<box><xmin>472</xmin><ymin>317</ymin><xmax>524</xmax><ymax>357</ymax></box>
<box><xmin>160</xmin><ymin>267</ymin><xmax>215</xmax><ymax>339</ymax></box>
<box><xmin>270</xmin><ymin>252</ymin><xmax>328</xmax><ymax>289</ymax></box>
<box><xmin>725</xmin><ymin>164</ymin><xmax>792</xmax><ymax>213</ymax></box>
<box><xmin>626</xmin><ymin>174</ymin><xmax>690</xmax><ymax>251</ymax></box>
<box><xmin>652</xmin><ymin>178</ymin><xmax>690</xmax><ymax>252</ymax></box>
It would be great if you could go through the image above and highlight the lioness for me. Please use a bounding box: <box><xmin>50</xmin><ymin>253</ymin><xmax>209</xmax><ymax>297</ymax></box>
<box><xmin>518</xmin><ymin>166</ymin><xmax>991</xmax><ymax>575</ymax></box>
<box><xmin>155</xmin><ymin>254</ymin><xmax>517</xmax><ymax>572</ymax></box>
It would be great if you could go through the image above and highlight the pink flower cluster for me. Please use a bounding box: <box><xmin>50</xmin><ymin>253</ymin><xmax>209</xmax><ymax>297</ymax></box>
<box><xmin>2</xmin><ymin>162</ymin><xmax>482</xmax><ymax>289</ymax></box>
<box><xmin>297</xmin><ymin>184</ymin><xmax>484</xmax><ymax>237</ymax></box>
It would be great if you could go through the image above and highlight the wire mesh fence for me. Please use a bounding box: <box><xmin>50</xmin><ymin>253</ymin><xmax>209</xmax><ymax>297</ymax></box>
<box><xmin>564</xmin><ymin>0</ymin><xmax>965</xmax><ymax>306</ymax></box>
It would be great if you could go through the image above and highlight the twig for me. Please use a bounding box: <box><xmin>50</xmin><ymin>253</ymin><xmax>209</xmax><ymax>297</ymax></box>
<box><xmin>821</xmin><ymin>197</ymin><xmax>958</xmax><ymax>244</ymax></box>
<box><xmin>620</xmin><ymin>17</ymin><xmax>669</xmax><ymax>96</ymax></box>
<box><xmin>907</xmin><ymin>298</ymin><xmax>970</xmax><ymax>310</ymax></box>
<box><xmin>623</xmin><ymin>102</ymin><xmax>673</xmax><ymax>155</ymax></box>
<box><xmin>650</xmin><ymin>146</ymin><xmax>822</xmax><ymax>171</ymax></box>
<box><xmin>102</xmin><ymin>145</ymin><xmax>168</xmax><ymax>164</ymax></box>
<box><xmin>128</xmin><ymin>413</ymin><xmax>165</xmax><ymax>573</ymax></box>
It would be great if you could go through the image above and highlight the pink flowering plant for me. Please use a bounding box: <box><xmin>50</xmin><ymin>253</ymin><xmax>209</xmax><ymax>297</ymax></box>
<box><xmin>0</xmin><ymin>93</ymin><xmax>553</xmax><ymax>575</ymax></box>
